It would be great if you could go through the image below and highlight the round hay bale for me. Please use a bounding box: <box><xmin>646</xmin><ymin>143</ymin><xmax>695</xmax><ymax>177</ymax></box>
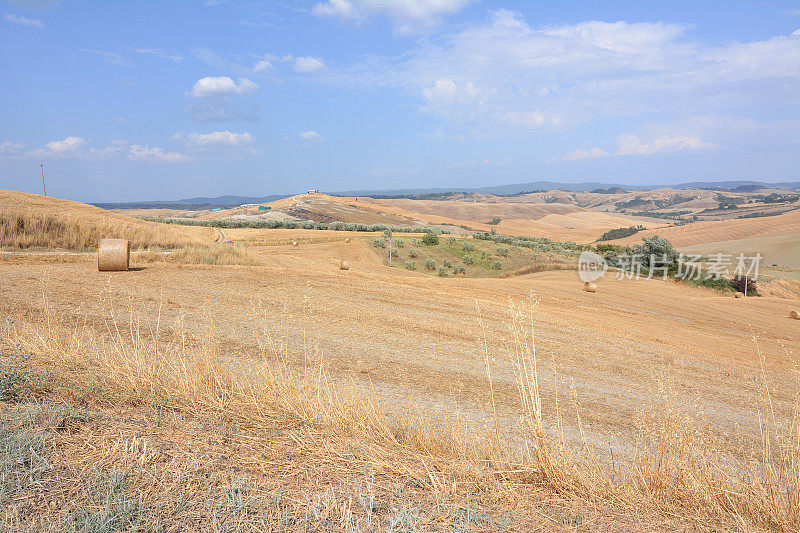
<box><xmin>583</xmin><ymin>281</ymin><xmax>597</xmax><ymax>293</ymax></box>
<box><xmin>339</xmin><ymin>260</ymin><xmax>350</xmax><ymax>270</ymax></box>
<box><xmin>292</xmin><ymin>241</ymin><xmax>298</xmax><ymax>247</ymax></box>
<box><xmin>789</xmin><ymin>310</ymin><xmax>799</xmax><ymax>320</ymax></box>
<box><xmin>97</xmin><ymin>238</ymin><xmax>130</xmax><ymax>272</ymax></box>
<box><xmin>734</xmin><ymin>292</ymin><xmax>745</xmax><ymax>298</ymax></box>
<box><xmin>345</xmin><ymin>238</ymin><xmax>350</xmax><ymax>243</ymax></box>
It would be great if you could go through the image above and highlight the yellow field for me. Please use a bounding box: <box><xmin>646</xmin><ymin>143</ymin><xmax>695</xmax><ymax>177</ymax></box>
<box><xmin>605</xmin><ymin>211</ymin><xmax>800</xmax><ymax>266</ymax></box>
<box><xmin>0</xmin><ymin>189</ymin><xmax>214</xmax><ymax>249</ymax></box>
<box><xmin>2</xmin><ymin>192</ymin><xmax>798</xmax><ymax>530</ymax></box>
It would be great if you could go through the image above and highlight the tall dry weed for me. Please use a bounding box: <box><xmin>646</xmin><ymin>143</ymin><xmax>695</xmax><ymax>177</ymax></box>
<box><xmin>6</xmin><ymin>293</ymin><xmax>799</xmax><ymax>530</ymax></box>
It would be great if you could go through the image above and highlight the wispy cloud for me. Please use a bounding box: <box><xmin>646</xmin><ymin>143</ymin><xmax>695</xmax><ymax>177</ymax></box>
<box><xmin>293</xmin><ymin>56</ymin><xmax>325</xmax><ymax>72</ymax></box>
<box><xmin>555</xmin><ymin>133</ymin><xmax>716</xmax><ymax>161</ymax></box>
<box><xmin>79</xmin><ymin>49</ymin><xmax>134</xmax><ymax>66</ymax></box>
<box><xmin>312</xmin><ymin>0</ymin><xmax>473</xmax><ymax>34</ymax></box>
<box><xmin>558</xmin><ymin>148</ymin><xmax>610</xmax><ymax>161</ymax></box>
<box><xmin>340</xmin><ymin>10</ymin><xmax>799</xmax><ymax>137</ymax></box>
<box><xmin>300</xmin><ymin>130</ymin><xmax>323</xmax><ymax>141</ymax></box>
<box><xmin>46</xmin><ymin>136</ymin><xmax>85</xmax><ymax>152</ymax></box>
<box><xmin>3</xmin><ymin>13</ymin><xmax>43</xmax><ymax>27</ymax></box>
<box><xmin>448</xmin><ymin>158</ymin><xmax>509</xmax><ymax>168</ymax></box>
<box><xmin>186</xmin><ymin>101</ymin><xmax>260</xmax><ymax>122</ymax></box>
<box><xmin>185</xmin><ymin>130</ymin><xmax>253</xmax><ymax>146</ymax></box>
<box><xmin>128</xmin><ymin>144</ymin><xmax>191</xmax><ymax>162</ymax></box>
<box><xmin>5</xmin><ymin>137</ymin><xmax>192</xmax><ymax>163</ymax></box>
<box><xmin>125</xmin><ymin>46</ymin><xmax>184</xmax><ymax>62</ymax></box>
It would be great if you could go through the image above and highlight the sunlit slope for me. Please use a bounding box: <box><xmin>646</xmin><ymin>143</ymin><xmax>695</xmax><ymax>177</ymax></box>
<box><xmin>604</xmin><ymin>211</ymin><xmax>800</xmax><ymax>266</ymax></box>
<box><xmin>0</xmin><ymin>189</ymin><xmax>214</xmax><ymax>249</ymax></box>
<box><xmin>219</xmin><ymin>193</ymin><xmax>665</xmax><ymax>242</ymax></box>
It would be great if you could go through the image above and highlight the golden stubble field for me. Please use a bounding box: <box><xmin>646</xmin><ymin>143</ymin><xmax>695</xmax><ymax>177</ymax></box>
<box><xmin>3</xmin><ymin>235</ymin><xmax>797</xmax><ymax>462</ymax></box>
<box><xmin>2</xmin><ymin>191</ymin><xmax>799</xmax><ymax>529</ymax></box>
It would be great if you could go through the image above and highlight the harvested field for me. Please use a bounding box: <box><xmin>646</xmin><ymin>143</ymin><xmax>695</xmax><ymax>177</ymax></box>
<box><xmin>604</xmin><ymin>211</ymin><xmax>800</xmax><ymax>266</ymax></box>
<box><xmin>2</xmin><ymin>194</ymin><xmax>798</xmax><ymax>530</ymax></box>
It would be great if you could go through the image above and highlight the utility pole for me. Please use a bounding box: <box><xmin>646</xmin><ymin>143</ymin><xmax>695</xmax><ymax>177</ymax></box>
<box><xmin>38</xmin><ymin>163</ymin><xmax>46</xmax><ymax>196</ymax></box>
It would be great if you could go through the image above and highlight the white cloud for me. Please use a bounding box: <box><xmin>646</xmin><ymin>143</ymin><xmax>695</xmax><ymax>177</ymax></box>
<box><xmin>558</xmin><ymin>147</ymin><xmax>610</xmax><ymax>161</ymax></box>
<box><xmin>615</xmin><ymin>134</ymin><xmax>716</xmax><ymax>156</ymax></box>
<box><xmin>293</xmin><ymin>56</ymin><xmax>325</xmax><ymax>72</ymax></box>
<box><xmin>190</xmin><ymin>76</ymin><xmax>258</xmax><ymax>98</ymax></box>
<box><xmin>448</xmin><ymin>158</ymin><xmax>508</xmax><ymax>168</ymax></box>
<box><xmin>253</xmin><ymin>59</ymin><xmax>273</xmax><ymax>72</ymax></box>
<box><xmin>186</xmin><ymin>101</ymin><xmax>260</xmax><ymax>122</ymax></box>
<box><xmin>79</xmin><ymin>49</ymin><xmax>133</xmax><ymax>66</ymax></box>
<box><xmin>126</xmin><ymin>46</ymin><xmax>184</xmax><ymax>62</ymax></box>
<box><xmin>344</xmin><ymin>10</ymin><xmax>800</xmax><ymax>135</ymax></box>
<box><xmin>312</xmin><ymin>0</ymin><xmax>472</xmax><ymax>33</ymax></box>
<box><xmin>128</xmin><ymin>144</ymin><xmax>191</xmax><ymax>162</ymax></box>
<box><xmin>0</xmin><ymin>142</ymin><xmax>27</xmax><ymax>156</ymax></box>
<box><xmin>4</xmin><ymin>13</ymin><xmax>43</xmax><ymax>27</ymax></box>
<box><xmin>556</xmin><ymin>133</ymin><xmax>715</xmax><ymax>161</ymax></box>
<box><xmin>300</xmin><ymin>130</ymin><xmax>323</xmax><ymax>141</ymax></box>
<box><xmin>186</xmin><ymin>130</ymin><xmax>253</xmax><ymax>146</ymax></box>
<box><xmin>46</xmin><ymin>136</ymin><xmax>85</xmax><ymax>151</ymax></box>
<box><xmin>5</xmin><ymin>137</ymin><xmax>196</xmax><ymax>163</ymax></box>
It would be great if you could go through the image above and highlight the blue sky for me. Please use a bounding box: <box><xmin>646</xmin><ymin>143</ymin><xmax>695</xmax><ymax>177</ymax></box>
<box><xmin>1</xmin><ymin>0</ymin><xmax>798</xmax><ymax>202</ymax></box>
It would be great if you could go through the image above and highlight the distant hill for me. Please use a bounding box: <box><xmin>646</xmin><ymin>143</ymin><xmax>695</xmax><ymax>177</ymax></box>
<box><xmin>331</xmin><ymin>180</ymin><xmax>798</xmax><ymax>197</ymax></box>
<box><xmin>93</xmin><ymin>194</ymin><xmax>289</xmax><ymax>210</ymax></box>
<box><xmin>331</xmin><ymin>181</ymin><xmax>643</xmax><ymax>198</ymax></box>
<box><xmin>89</xmin><ymin>180</ymin><xmax>799</xmax><ymax>207</ymax></box>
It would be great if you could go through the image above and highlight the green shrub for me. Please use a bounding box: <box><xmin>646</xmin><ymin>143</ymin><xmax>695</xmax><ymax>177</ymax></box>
<box><xmin>425</xmin><ymin>258</ymin><xmax>436</xmax><ymax>270</ymax></box>
<box><xmin>394</xmin><ymin>238</ymin><xmax>405</xmax><ymax>248</ymax></box>
<box><xmin>408</xmin><ymin>249</ymin><xmax>418</xmax><ymax>258</ymax></box>
<box><xmin>437</xmin><ymin>267</ymin><xmax>448</xmax><ymax>277</ymax></box>
<box><xmin>372</xmin><ymin>239</ymin><xmax>386</xmax><ymax>248</ymax></box>
<box><xmin>442</xmin><ymin>259</ymin><xmax>452</xmax><ymax>268</ymax></box>
<box><xmin>422</xmin><ymin>233</ymin><xmax>439</xmax><ymax>245</ymax></box>
<box><xmin>633</xmin><ymin>235</ymin><xmax>678</xmax><ymax>268</ymax></box>
<box><xmin>453</xmin><ymin>265</ymin><xmax>466</xmax><ymax>274</ymax></box>
<box><xmin>412</xmin><ymin>239</ymin><xmax>421</xmax><ymax>247</ymax></box>
<box><xmin>388</xmin><ymin>248</ymin><xmax>398</xmax><ymax>257</ymax></box>
<box><xmin>405</xmin><ymin>260</ymin><xmax>416</xmax><ymax>270</ymax></box>
<box><xmin>481</xmin><ymin>251</ymin><xmax>489</xmax><ymax>259</ymax></box>
<box><xmin>462</xmin><ymin>241</ymin><xmax>475</xmax><ymax>252</ymax></box>
<box><xmin>598</xmin><ymin>225</ymin><xmax>644</xmax><ymax>241</ymax></box>
<box><xmin>447</xmin><ymin>236</ymin><xmax>457</xmax><ymax>244</ymax></box>
<box><xmin>496</xmin><ymin>247</ymin><xmax>510</xmax><ymax>257</ymax></box>
<box><xmin>595</xmin><ymin>243</ymin><xmax>618</xmax><ymax>253</ymax></box>
<box><xmin>463</xmin><ymin>255</ymin><xmax>474</xmax><ymax>265</ymax></box>
<box><xmin>491</xmin><ymin>260</ymin><xmax>502</xmax><ymax>270</ymax></box>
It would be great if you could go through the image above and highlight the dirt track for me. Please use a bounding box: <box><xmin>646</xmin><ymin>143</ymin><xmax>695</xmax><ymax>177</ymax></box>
<box><xmin>2</xmin><ymin>237</ymin><xmax>797</xmax><ymax>463</ymax></box>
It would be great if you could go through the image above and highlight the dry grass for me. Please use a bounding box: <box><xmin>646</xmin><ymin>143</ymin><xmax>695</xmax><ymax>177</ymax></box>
<box><xmin>135</xmin><ymin>244</ymin><xmax>260</xmax><ymax>266</ymax></box>
<box><xmin>1</xmin><ymin>191</ymin><xmax>260</xmax><ymax>266</ymax></box>
<box><xmin>2</xmin><ymin>292</ymin><xmax>797</xmax><ymax>530</ymax></box>
<box><xmin>0</xmin><ymin>202</ymin><xmax>210</xmax><ymax>251</ymax></box>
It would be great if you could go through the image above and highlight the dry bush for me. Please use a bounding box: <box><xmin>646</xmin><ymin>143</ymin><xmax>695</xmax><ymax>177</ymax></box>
<box><xmin>0</xmin><ymin>198</ymin><xmax>210</xmax><ymax>251</ymax></box>
<box><xmin>135</xmin><ymin>244</ymin><xmax>259</xmax><ymax>266</ymax></box>
<box><xmin>0</xmin><ymin>193</ymin><xmax>259</xmax><ymax>265</ymax></box>
<box><xmin>4</xmin><ymin>296</ymin><xmax>798</xmax><ymax>531</ymax></box>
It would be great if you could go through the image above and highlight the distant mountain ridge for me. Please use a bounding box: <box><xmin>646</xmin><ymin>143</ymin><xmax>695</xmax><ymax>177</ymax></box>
<box><xmin>330</xmin><ymin>180</ymin><xmax>799</xmax><ymax>197</ymax></box>
<box><xmin>92</xmin><ymin>194</ymin><xmax>289</xmax><ymax>210</ymax></box>
<box><xmin>89</xmin><ymin>180</ymin><xmax>798</xmax><ymax>208</ymax></box>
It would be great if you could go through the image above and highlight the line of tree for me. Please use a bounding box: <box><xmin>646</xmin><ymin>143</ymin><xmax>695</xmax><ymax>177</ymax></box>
<box><xmin>138</xmin><ymin>216</ymin><xmax>450</xmax><ymax>234</ymax></box>
<box><xmin>597</xmin><ymin>225</ymin><xmax>645</xmax><ymax>241</ymax></box>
